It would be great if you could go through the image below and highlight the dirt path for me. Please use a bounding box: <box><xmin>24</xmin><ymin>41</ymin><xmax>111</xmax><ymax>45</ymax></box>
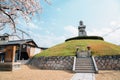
<box><xmin>0</xmin><ymin>65</ymin><xmax>119</xmax><ymax>80</ymax></box>
<box><xmin>0</xmin><ymin>65</ymin><xmax>73</xmax><ymax>80</ymax></box>
<box><xmin>96</xmin><ymin>70</ymin><xmax>120</xmax><ymax>80</ymax></box>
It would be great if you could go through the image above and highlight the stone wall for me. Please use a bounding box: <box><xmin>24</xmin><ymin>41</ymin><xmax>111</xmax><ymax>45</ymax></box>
<box><xmin>29</xmin><ymin>55</ymin><xmax>120</xmax><ymax>70</ymax></box>
<box><xmin>30</xmin><ymin>56</ymin><xmax>74</xmax><ymax>70</ymax></box>
<box><xmin>94</xmin><ymin>55</ymin><xmax>120</xmax><ymax>70</ymax></box>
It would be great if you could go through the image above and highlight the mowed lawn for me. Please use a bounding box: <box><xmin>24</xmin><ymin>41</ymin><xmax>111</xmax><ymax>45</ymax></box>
<box><xmin>35</xmin><ymin>40</ymin><xmax>120</xmax><ymax>57</ymax></box>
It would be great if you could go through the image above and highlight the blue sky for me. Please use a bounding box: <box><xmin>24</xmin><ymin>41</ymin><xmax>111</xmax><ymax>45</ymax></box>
<box><xmin>1</xmin><ymin>0</ymin><xmax>120</xmax><ymax>47</ymax></box>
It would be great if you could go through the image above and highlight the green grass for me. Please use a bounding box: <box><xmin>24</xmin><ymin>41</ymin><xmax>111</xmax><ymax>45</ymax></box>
<box><xmin>35</xmin><ymin>40</ymin><xmax>120</xmax><ymax>57</ymax></box>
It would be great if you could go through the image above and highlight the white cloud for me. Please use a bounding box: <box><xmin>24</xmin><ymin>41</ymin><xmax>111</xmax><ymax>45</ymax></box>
<box><xmin>88</xmin><ymin>28</ymin><xmax>112</xmax><ymax>36</ymax></box>
<box><xmin>64</xmin><ymin>25</ymin><xmax>78</xmax><ymax>37</ymax></box>
<box><xmin>104</xmin><ymin>29</ymin><xmax>120</xmax><ymax>45</ymax></box>
<box><xmin>110</xmin><ymin>21</ymin><xmax>120</xmax><ymax>27</ymax></box>
<box><xmin>17</xmin><ymin>19</ymin><xmax>41</xmax><ymax>30</ymax></box>
<box><xmin>30</xmin><ymin>32</ymin><xmax>65</xmax><ymax>47</ymax></box>
<box><xmin>38</xmin><ymin>35</ymin><xmax>65</xmax><ymax>47</ymax></box>
<box><xmin>110</xmin><ymin>21</ymin><xmax>118</xmax><ymax>26</ymax></box>
<box><xmin>88</xmin><ymin>26</ymin><xmax>120</xmax><ymax>45</ymax></box>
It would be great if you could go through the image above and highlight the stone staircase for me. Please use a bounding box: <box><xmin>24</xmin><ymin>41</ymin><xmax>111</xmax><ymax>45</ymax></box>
<box><xmin>73</xmin><ymin>51</ymin><xmax>98</xmax><ymax>73</ymax></box>
<box><xmin>74</xmin><ymin>57</ymin><xmax>96</xmax><ymax>73</ymax></box>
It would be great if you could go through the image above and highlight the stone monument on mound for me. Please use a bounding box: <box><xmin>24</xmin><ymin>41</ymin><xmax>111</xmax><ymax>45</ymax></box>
<box><xmin>78</xmin><ymin>21</ymin><xmax>87</xmax><ymax>36</ymax></box>
<box><xmin>65</xmin><ymin>21</ymin><xmax>104</xmax><ymax>42</ymax></box>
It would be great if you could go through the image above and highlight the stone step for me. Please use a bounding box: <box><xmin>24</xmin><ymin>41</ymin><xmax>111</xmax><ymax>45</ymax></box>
<box><xmin>75</xmin><ymin>65</ymin><xmax>94</xmax><ymax>68</ymax></box>
<box><xmin>75</xmin><ymin>67</ymin><xmax>94</xmax><ymax>70</ymax></box>
<box><xmin>76</xmin><ymin>58</ymin><xmax>91</xmax><ymax>59</ymax></box>
<box><xmin>76</xmin><ymin>58</ymin><xmax>91</xmax><ymax>60</ymax></box>
<box><xmin>75</xmin><ymin>63</ymin><xmax>93</xmax><ymax>66</ymax></box>
<box><xmin>76</xmin><ymin>62</ymin><xmax>92</xmax><ymax>64</ymax></box>
<box><xmin>75</xmin><ymin>69</ymin><xmax>95</xmax><ymax>72</ymax></box>
<box><xmin>76</xmin><ymin>59</ymin><xmax>92</xmax><ymax>61</ymax></box>
<box><xmin>77</xmin><ymin>58</ymin><xmax>91</xmax><ymax>59</ymax></box>
<box><xmin>76</xmin><ymin>59</ymin><xmax>92</xmax><ymax>62</ymax></box>
<box><xmin>76</xmin><ymin>62</ymin><xmax>93</xmax><ymax>64</ymax></box>
<box><xmin>76</xmin><ymin>60</ymin><xmax>92</xmax><ymax>62</ymax></box>
<box><xmin>75</xmin><ymin>64</ymin><xmax>93</xmax><ymax>66</ymax></box>
<box><xmin>74</xmin><ymin>70</ymin><xmax>95</xmax><ymax>73</ymax></box>
<box><xmin>75</xmin><ymin>65</ymin><xmax>93</xmax><ymax>67</ymax></box>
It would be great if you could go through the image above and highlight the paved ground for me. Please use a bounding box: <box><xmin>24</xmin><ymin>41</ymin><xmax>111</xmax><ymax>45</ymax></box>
<box><xmin>71</xmin><ymin>73</ymin><xmax>95</xmax><ymax>80</ymax></box>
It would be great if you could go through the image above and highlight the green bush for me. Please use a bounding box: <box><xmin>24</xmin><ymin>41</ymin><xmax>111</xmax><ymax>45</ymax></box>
<box><xmin>65</xmin><ymin>36</ymin><xmax>104</xmax><ymax>42</ymax></box>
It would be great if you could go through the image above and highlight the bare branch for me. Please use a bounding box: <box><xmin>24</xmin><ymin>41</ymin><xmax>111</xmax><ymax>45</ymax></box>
<box><xmin>0</xmin><ymin>8</ymin><xmax>16</xmax><ymax>32</ymax></box>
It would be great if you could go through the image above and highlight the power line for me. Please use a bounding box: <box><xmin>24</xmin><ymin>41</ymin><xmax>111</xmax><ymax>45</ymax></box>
<box><xmin>102</xmin><ymin>26</ymin><xmax>120</xmax><ymax>37</ymax></box>
<box><xmin>11</xmin><ymin>28</ymin><xmax>31</xmax><ymax>39</ymax></box>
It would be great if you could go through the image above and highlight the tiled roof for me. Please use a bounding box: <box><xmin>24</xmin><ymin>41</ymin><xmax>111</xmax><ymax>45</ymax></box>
<box><xmin>0</xmin><ymin>39</ymin><xmax>38</xmax><ymax>47</ymax></box>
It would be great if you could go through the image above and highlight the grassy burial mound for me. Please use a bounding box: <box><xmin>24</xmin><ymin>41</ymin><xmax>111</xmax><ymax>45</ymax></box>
<box><xmin>65</xmin><ymin>36</ymin><xmax>104</xmax><ymax>41</ymax></box>
<box><xmin>35</xmin><ymin>39</ymin><xmax>120</xmax><ymax>57</ymax></box>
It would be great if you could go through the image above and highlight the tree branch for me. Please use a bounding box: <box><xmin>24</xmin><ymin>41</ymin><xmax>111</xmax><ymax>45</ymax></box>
<box><xmin>0</xmin><ymin>8</ymin><xmax>16</xmax><ymax>32</ymax></box>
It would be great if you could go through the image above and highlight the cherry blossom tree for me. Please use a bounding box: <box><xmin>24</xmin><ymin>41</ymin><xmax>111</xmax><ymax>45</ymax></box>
<box><xmin>0</xmin><ymin>0</ymin><xmax>48</xmax><ymax>32</ymax></box>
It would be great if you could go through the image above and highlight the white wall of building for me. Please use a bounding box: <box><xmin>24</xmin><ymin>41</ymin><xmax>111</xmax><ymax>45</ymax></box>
<box><xmin>34</xmin><ymin>48</ymin><xmax>41</xmax><ymax>55</ymax></box>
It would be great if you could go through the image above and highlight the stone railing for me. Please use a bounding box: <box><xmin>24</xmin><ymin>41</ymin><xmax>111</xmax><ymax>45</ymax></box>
<box><xmin>92</xmin><ymin>56</ymin><xmax>98</xmax><ymax>73</ymax></box>
<box><xmin>30</xmin><ymin>56</ymin><xmax>74</xmax><ymax>70</ymax></box>
<box><xmin>72</xmin><ymin>56</ymin><xmax>76</xmax><ymax>71</ymax></box>
<box><xmin>94</xmin><ymin>55</ymin><xmax>120</xmax><ymax>70</ymax></box>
